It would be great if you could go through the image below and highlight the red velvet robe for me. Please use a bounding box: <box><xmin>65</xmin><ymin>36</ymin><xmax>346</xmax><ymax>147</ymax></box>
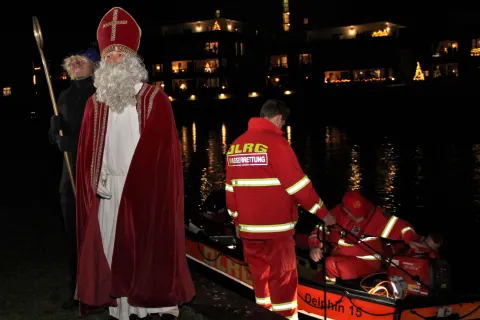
<box><xmin>76</xmin><ymin>83</ymin><xmax>195</xmax><ymax>308</ymax></box>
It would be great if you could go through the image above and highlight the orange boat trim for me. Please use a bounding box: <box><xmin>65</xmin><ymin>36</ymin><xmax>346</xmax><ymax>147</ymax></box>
<box><xmin>185</xmin><ymin>238</ymin><xmax>480</xmax><ymax>319</ymax></box>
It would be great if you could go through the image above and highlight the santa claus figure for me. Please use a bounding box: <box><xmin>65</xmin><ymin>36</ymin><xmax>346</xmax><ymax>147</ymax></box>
<box><xmin>75</xmin><ymin>7</ymin><xmax>195</xmax><ymax>320</ymax></box>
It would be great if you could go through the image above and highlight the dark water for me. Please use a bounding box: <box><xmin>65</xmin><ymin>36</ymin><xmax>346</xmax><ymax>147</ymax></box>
<box><xmin>178</xmin><ymin>117</ymin><xmax>480</xmax><ymax>228</ymax></box>
<box><xmin>4</xmin><ymin>103</ymin><xmax>480</xmax><ymax>293</ymax></box>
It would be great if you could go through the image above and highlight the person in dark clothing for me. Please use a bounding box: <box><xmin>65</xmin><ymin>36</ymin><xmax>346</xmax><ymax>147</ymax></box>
<box><xmin>49</xmin><ymin>47</ymin><xmax>99</xmax><ymax>310</ymax></box>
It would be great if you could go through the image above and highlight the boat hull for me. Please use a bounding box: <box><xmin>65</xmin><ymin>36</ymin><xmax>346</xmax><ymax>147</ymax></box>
<box><xmin>185</xmin><ymin>234</ymin><xmax>480</xmax><ymax>320</ymax></box>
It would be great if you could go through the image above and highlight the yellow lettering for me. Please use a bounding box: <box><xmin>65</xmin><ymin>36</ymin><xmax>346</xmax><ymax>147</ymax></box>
<box><xmin>227</xmin><ymin>145</ymin><xmax>235</xmax><ymax>155</ymax></box>
<box><xmin>243</xmin><ymin>143</ymin><xmax>254</xmax><ymax>153</ymax></box>
<box><xmin>254</xmin><ymin>143</ymin><xmax>268</xmax><ymax>153</ymax></box>
<box><xmin>227</xmin><ymin>258</ymin><xmax>240</xmax><ymax>279</ymax></box>
<box><xmin>227</xmin><ymin>143</ymin><xmax>268</xmax><ymax>155</ymax></box>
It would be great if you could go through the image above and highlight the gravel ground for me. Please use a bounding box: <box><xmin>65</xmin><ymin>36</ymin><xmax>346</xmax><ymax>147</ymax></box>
<box><xmin>0</xmin><ymin>206</ymin><xmax>282</xmax><ymax>320</ymax></box>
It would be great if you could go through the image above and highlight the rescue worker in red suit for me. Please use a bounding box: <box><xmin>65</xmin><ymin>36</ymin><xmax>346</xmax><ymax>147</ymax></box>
<box><xmin>308</xmin><ymin>191</ymin><xmax>425</xmax><ymax>282</ymax></box>
<box><xmin>225</xmin><ymin>100</ymin><xmax>336</xmax><ymax>320</ymax></box>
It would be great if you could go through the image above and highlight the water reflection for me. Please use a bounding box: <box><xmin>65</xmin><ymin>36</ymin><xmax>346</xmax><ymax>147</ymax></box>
<box><xmin>192</xmin><ymin>122</ymin><xmax>197</xmax><ymax>153</ymax></box>
<box><xmin>286</xmin><ymin>126</ymin><xmax>292</xmax><ymax>145</ymax></box>
<box><xmin>325</xmin><ymin>126</ymin><xmax>344</xmax><ymax>166</ymax></box>
<box><xmin>376</xmin><ymin>142</ymin><xmax>399</xmax><ymax>212</ymax></box>
<box><xmin>472</xmin><ymin>144</ymin><xmax>480</xmax><ymax>208</ymax></box>
<box><xmin>199</xmin><ymin>131</ymin><xmax>226</xmax><ymax>204</ymax></box>
<box><xmin>348</xmin><ymin>145</ymin><xmax>362</xmax><ymax>191</ymax></box>
<box><xmin>303</xmin><ymin>138</ymin><xmax>313</xmax><ymax>175</ymax></box>
<box><xmin>325</xmin><ymin>126</ymin><xmax>343</xmax><ymax>145</ymax></box>
<box><xmin>221</xmin><ymin>123</ymin><xmax>227</xmax><ymax>154</ymax></box>
<box><xmin>181</xmin><ymin>126</ymin><xmax>191</xmax><ymax>174</ymax></box>
<box><xmin>181</xmin><ymin>121</ymin><xmax>480</xmax><ymax>223</ymax></box>
<box><xmin>324</xmin><ymin>126</ymin><xmax>350</xmax><ymax>181</ymax></box>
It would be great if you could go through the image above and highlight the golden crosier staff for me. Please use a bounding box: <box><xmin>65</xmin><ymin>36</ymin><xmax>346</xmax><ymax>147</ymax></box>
<box><xmin>33</xmin><ymin>16</ymin><xmax>76</xmax><ymax>198</ymax></box>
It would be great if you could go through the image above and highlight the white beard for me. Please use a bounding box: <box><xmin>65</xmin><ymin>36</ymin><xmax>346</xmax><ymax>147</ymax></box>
<box><xmin>94</xmin><ymin>54</ymin><xmax>149</xmax><ymax>114</ymax></box>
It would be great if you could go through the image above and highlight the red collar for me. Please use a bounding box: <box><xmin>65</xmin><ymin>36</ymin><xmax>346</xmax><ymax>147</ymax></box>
<box><xmin>247</xmin><ymin>117</ymin><xmax>284</xmax><ymax>135</ymax></box>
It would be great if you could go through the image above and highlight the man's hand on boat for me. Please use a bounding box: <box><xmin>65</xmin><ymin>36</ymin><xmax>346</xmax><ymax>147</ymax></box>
<box><xmin>310</xmin><ymin>247</ymin><xmax>323</xmax><ymax>262</ymax></box>
<box><xmin>323</xmin><ymin>212</ymin><xmax>336</xmax><ymax>226</ymax></box>
<box><xmin>408</xmin><ymin>240</ymin><xmax>429</xmax><ymax>250</ymax></box>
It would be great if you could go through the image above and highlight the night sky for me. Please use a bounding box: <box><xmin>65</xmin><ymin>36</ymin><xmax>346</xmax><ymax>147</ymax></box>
<box><xmin>1</xmin><ymin>0</ymin><xmax>477</xmax><ymax>83</ymax></box>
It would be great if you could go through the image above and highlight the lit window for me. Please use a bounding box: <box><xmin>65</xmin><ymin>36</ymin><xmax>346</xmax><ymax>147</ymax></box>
<box><xmin>299</xmin><ymin>54</ymin><xmax>311</xmax><ymax>65</ymax></box>
<box><xmin>353</xmin><ymin>69</ymin><xmax>386</xmax><ymax>82</ymax></box>
<box><xmin>324</xmin><ymin>71</ymin><xmax>351</xmax><ymax>83</ymax></box>
<box><xmin>205</xmin><ymin>42</ymin><xmax>219</xmax><ymax>54</ymax></box>
<box><xmin>172</xmin><ymin>61</ymin><xmax>190</xmax><ymax>73</ymax></box>
<box><xmin>195</xmin><ymin>59</ymin><xmax>220</xmax><ymax>73</ymax></box>
<box><xmin>3</xmin><ymin>87</ymin><xmax>11</xmax><ymax>96</ymax></box>
<box><xmin>434</xmin><ymin>40</ymin><xmax>458</xmax><ymax>57</ymax></box>
<box><xmin>471</xmin><ymin>39</ymin><xmax>480</xmax><ymax>56</ymax></box>
<box><xmin>270</xmin><ymin>55</ymin><xmax>288</xmax><ymax>68</ymax></box>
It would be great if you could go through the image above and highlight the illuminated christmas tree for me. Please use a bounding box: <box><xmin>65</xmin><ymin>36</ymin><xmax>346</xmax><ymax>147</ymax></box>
<box><xmin>413</xmin><ymin>62</ymin><xmax>425</xmax><ymax>81</ymax></box>
<box><xmin>213</xmin><ymin>21</ymin><xmax>221</xmax><ymax>30</ymax></box>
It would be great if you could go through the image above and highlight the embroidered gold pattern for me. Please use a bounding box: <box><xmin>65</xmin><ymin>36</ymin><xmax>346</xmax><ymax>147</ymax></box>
<box><xmin>91</xmin><ymin>98</ymin><xmax>98</xmax><ymax>191</ymax></box>
<box><xmin>148</xmin><ymin>87</ymin><xmax>160</xmax><ymax>118</ymax></box>
<box><xmin>91</xmin><ymin>98</ymin><xmax>108</xmax><ymax>193</ymax></box>
<box><xmin>95</xmin><ymin>104</ymin><xmax>108</xmax><ymax>193</ymax></box>
<box><xmin>101</xmin><ymin>44</ymin><xmax>136</xmax><ymax>59</ymax></box>
<box><xmin>136</xmin><ymin>84</ymin><xmax>147</xmax><ymax>132</ymax></box>
<box><xmin>97</xmin><ymin>7</ymin><xmax>142</xmax><ymax>59</ymax></box>
<box><xmin>103</xmin><ymin>8</ymin><xmax>128</xmax><ymax>41</ymax></box>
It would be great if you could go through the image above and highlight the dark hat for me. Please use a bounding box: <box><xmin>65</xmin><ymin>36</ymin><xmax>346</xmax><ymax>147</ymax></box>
<box><xmin>80</xmin><ymin>48</ymin><xmax>100</xmax><ymax>63</ymax></box>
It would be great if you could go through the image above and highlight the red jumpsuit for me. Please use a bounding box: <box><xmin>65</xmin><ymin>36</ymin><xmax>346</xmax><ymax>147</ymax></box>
<box><xmin>309</xmin><ymin>191</ymin><xmax>419</xmax><ymax>282</ymax></box>
<box><xmin>226</xmin><ymin>117</ymin><xmax>329</xmax><ymax>319</ymax></box>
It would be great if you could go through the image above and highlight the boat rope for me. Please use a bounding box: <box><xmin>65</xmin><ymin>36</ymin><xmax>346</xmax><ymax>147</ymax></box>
<box><xmin>408</xmin><ymin>309</ymin><xmax>429</xmax><ymax>319</ymax></box>
<box><xmin>459</xmin><ymin>303</ymin><xmax>480</xmax><ymax>319</ymax></box>
<box><xmin>195</xmin><ymin>241</ymin><xmax>249</xmax><ymax>266</ymax></box>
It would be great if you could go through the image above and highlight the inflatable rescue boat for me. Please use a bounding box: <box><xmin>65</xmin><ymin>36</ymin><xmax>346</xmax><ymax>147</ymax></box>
<box><xmin>184</xmin><ymin>191</ymin><xmax>480</xmax><ymax>319</ymax></box>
